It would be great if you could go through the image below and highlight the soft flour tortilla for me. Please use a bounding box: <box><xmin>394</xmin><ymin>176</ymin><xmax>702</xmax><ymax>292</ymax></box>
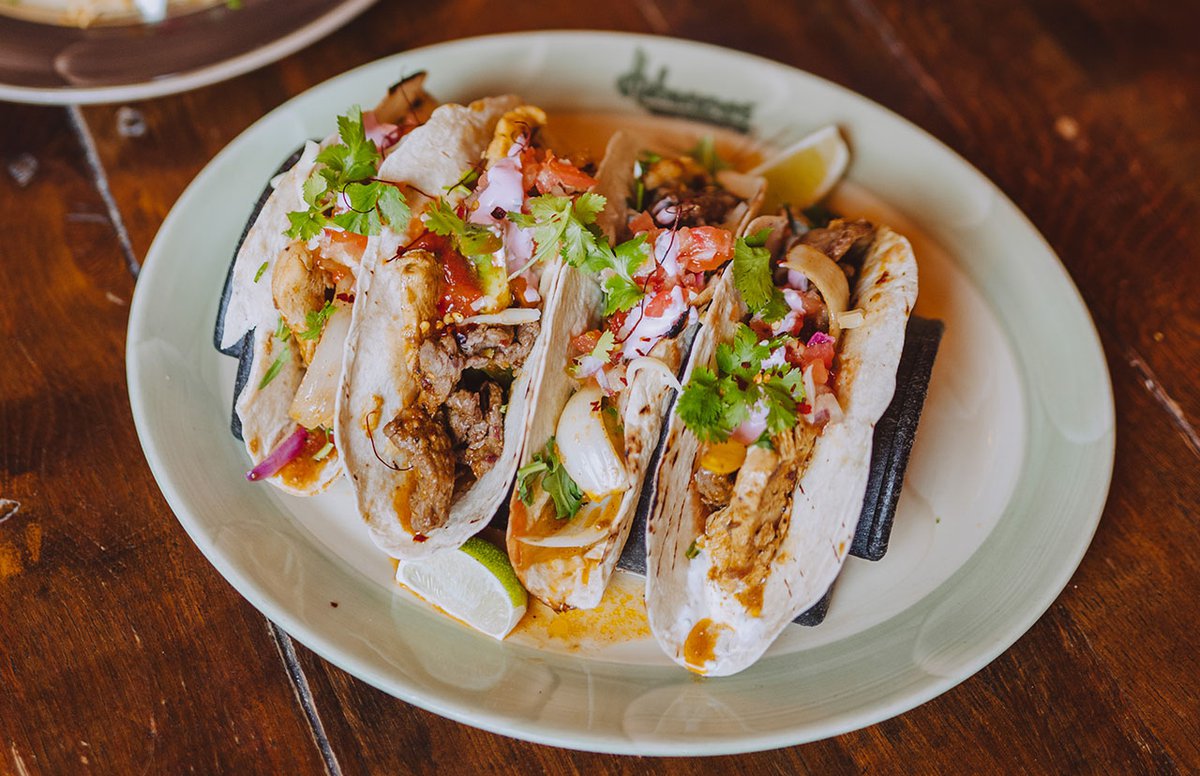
<box><xmin>335</xmin><ymin>95</ymin><xmax>573</xmax><ymax>561</ymax></box>
<box><xmin>218</xmin><ymin>79</ymin><xmax>436</xmax><ymax>496</ymax></box>
<box><xmin>506</xmin><ymin>133</ymin><xmax>766</xmax><ymax>611</ymax></box>
<box><xmin>219</xmin><ymin>139</ymin><xmax>344</xmax><ymax>496</ymax></box>
<box><xmin>645</xmin><ymin>225</ymin><xmax>918</xmax><ymax>676</ymax></box>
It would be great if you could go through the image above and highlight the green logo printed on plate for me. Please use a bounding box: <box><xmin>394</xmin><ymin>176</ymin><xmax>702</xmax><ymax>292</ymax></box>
<box><xmin>617</xmin><ymin>49</ymin><xmax>756</xmax><ymax>133</ymax></box>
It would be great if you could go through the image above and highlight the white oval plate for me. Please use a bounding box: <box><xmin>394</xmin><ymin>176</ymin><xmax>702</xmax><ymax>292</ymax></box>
<box><xmin>127</xmin><ymin>32</ymin><xmax>1115</xmax><ymax>755</ymax></box>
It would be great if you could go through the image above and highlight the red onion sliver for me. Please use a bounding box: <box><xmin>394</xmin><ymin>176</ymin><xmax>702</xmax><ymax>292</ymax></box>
<box><xmin>247</xmin><ymin>427</ymin><xmax>308</xmax><ymax>482</ymax></box>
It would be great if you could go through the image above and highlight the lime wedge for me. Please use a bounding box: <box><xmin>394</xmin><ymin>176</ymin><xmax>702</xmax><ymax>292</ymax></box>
<box><xmin>750</xmin><ymin>125</ymin><xmax>850</xmax><ymax>213</ymax></box>
<box><xmin>395</xmin><ymin>537</ymin><xmax>528</xmax><ymax>640</ymax></box>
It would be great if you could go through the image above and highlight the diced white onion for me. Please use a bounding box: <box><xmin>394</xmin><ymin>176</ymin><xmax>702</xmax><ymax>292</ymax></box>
<box><xmin>459</xmin><ymin>307</ymin><xmax>541</xmax><ymax>326</ymax></box>
<box><xmin>836</xmin><ymin>308</ymin><xmax>865</xmax><ymax>329</ymax></box>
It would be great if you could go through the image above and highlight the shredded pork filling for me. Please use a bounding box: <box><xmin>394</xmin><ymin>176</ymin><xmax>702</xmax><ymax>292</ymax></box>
<box><xmin>695</xmin><ymin>219</ymin><xmax>878</xmax><ymax>600</ymax></box>
<box><xmin>394</xmin><ymin>319</ymin><xmax>540</xmax><ymax>522</ymax></box>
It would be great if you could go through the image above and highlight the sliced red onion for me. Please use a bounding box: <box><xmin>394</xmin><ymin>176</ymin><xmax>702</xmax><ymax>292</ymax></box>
<box><xmin>247</xmin><ymin>427</ymin><xmax>308</xmax><ymax>482</ymax></box>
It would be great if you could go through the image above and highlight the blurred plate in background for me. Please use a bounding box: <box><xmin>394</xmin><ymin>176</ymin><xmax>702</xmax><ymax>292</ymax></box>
<box><xmin>0</xmin><ymin>0</ymin><xmax>375</xmax><ymax>105</ymax></box>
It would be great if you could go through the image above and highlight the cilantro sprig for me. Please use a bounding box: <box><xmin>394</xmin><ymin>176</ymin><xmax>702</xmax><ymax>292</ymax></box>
<box><xmin>506</xmin><ymin>192</ymin><xmax>609</xmax><ymax>270</ymax></box>
<box><xmin>516</xmin><ymin>437</ymin><xmax>583</xmax><ymax>520</ymax></box>
<box><xmin>285</xmin><ymin>106</ymin><xmax>410</xmax><ymax>241</ymax></box>
<box><xmin>732</xmin><ymin>228</ymin><xmax>788</xmax><ymax>324</ymax></box>
<box><xmin>580</xmin><ymin>233</ymin><xmax>652</xmax><ymax>316</ymax></box>
<box><xmin>675</xmin><ymin>324</ymin><xmax>806</xmax><ymax>444</ymax></box>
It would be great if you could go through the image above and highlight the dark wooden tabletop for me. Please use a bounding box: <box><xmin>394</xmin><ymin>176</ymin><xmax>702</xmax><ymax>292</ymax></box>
<box><xmin>3</xmin><ymin>1</ymin><xmax>1199</xmax><ymax>773</ymax></box>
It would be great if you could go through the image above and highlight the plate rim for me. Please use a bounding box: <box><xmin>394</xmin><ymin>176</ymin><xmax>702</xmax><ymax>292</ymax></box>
<box><xmin>126</xmin><ymin>29</ymin><xmax>1117</xmax><ymax>755</ymax></box>
<box><xmin>0</xmin><ymin>0</ymin><xmax>376</xmax><ymax>105</ymax></box>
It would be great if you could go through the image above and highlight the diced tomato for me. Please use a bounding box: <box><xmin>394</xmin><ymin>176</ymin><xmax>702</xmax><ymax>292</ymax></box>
<box><xmin>628</xmin><ymin>211</ymin><xmax>655</xmax><ymax>234</ymax></box>
<box><xmin>678</xmin><ymin>227</ymin><xmax>734</xmax><ymax>273</ymax></box>
<box><xmin>571</xmin><ymin>329</ymin><xmax>602</xmax><ymax>358</ymax></box>
<box><xmin>644</xmin><ymin>289</ymin><xmax>676</xmax><ymax>318</ymax></box>
<box><xmin>803</xmin><ymin>338</ymin><xmax>836</xmax><ymax>370</ymax></box>
<box><xmin>535</xmin><ymin>154</ymin><xmax>599</xmax><ymax>194</ymax></box>
<box><xmin>323</xmin><ymin>227</ymin><xmax>368</xmax><ymax>266</ymax></box>
<box><xmin>520</xmin><ymin>146</ymin><xmax>542</xmax><ymax>192</ymax></box>
<box><xmin>438</xmin><ymin>247</ymin><xmax>483</xmax><ymax>317</ymax></box>
<box><xmin>606</xmin><ymin>310</ymin><xmax>628</xmax><ymax>335</ymax></box>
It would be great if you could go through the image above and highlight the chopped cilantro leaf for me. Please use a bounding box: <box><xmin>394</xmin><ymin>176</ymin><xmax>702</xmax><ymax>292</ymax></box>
<box><xmin>285</xmin><ymin>209</ymin><xmax>326</xmax><ymax>242</ymax></box>
<box><xmin>602</xmin><ymin>275</ymin><xmax>645</xmax><ymax>316</ymax></box>
<box><xmin>298</xmin><ymin>301</ymin><xmax>336</xmax><ymax>341</ymax></box>
<box><xmin>578</xmin><ymin>232</ymin><xmax>649</xmax><ymax>315</ymax></box>
<box><xmin>509</xmin><ymin>193</ymin><xmax>609</xmax><ymax>269</ymax></box>
<box><xmin>259</xmin><ymin>345</ymin><xmax>289</xmax><ymax>389</ymax></box>
<box><xmin>302</xmin><ymin>174</ymin><xmax>327</xmax><ymax>207</ymax></box>
<box><xmin>274</xmin><ymin>315</ymin><xmax>290</xmax><ymax>341</ymax></box>
<box><xmin>254</xmin><ymin>261</ymin><xmax>268</xmax><ymax>283</ymax></box>
<box><xmin>515</xmin><ymin>437</ymin><xmax>583</xmax><ymax>520</ymax></box>
<box><xmin>675</xmin><ymin>366</ymin><xmax>725</xmax><ymax>442</ymax></box>
<box><xmin>376</xmin><ymin>184</ymin><xmax>410</xmax><ymax>231</ymax></box>
<box><xmin>733</xmin><ymin>228</ymin><xmax>787</xmax><ymax>323</ymax></box>
<box><xmin>685</xmin><ymin>539</ymin><xmax>700</xmax><ymax>559</ymax></box>
<box><xmin>572</xmin><ymin>330</ymin><xmax>616</xmax><ymax>376</ymax></box>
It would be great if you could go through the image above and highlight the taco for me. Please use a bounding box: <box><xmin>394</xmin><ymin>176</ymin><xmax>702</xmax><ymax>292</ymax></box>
<box><xmin>214</xmin><ymin>73</ymin><xmax>437</xmax><ymax>495</ymax></box>
<box><xmin>644</xmin><ymin>214</ymin><xmax>918</xmax><ymax>676</ymax></box>
<box><xmin>336</xmin><ymin>99</ymin><xmax>609</xmax><ymax>559</ymax></box>
<box><xmin>506</xmin><ymin>132</ymin><xmax>766</xmax><ymax>611</ymax></box>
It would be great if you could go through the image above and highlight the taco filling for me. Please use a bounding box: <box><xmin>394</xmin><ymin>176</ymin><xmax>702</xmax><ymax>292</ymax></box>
<box><xmin>373</xmin><ymin>106</ymin><xmax>602</xmax><ymax>536</ymax></box>
<box><xmin>675</xmin><ymin>215</ymin><xmax>876</xmax><ymax>614</ymax></box>
<box><xmin>234</xmin><ymin>75</ymin><xmax>436</xmax><ymax>492</ymax></box>
<box><xmin>510</xmin><ymin>139</ymin><xmax>765</xmax><ymax>609</ymax></box>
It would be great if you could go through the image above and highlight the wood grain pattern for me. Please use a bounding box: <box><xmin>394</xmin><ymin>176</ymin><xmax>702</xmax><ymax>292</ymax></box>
<box><xmin>0</xmin><ymin>104</ymin><xmax>326</xmax><ymax>775</ymax></box>
<box><xmin>3</xmin><ymin>0</ymin><xmax>1198</xmax><ymax>773</ymax></box>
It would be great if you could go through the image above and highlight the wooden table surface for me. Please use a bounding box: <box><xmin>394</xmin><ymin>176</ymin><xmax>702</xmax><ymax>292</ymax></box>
<box><xmin>3</xmin><ymin>1</ymin><xmax>1198</xmax><ymax>773</ymax></box>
